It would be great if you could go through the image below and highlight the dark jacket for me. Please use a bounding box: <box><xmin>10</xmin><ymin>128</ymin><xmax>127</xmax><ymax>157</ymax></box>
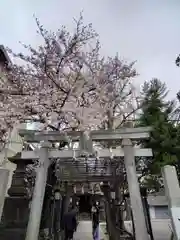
<box><xmin>63</xmin><ymin>210</ymin><xmax>77</xmax><ymax>231</ymax></box>
<box><xmin>92</xmin><ymin>207</ymin><xmax>99</xmax><ymax>229</ymax></box>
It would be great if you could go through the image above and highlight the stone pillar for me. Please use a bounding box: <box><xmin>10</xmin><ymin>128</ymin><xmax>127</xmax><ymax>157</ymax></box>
<box><xmin>122</xmin><ymin>138</ymin><xmax>149</xmax><ymax>240</ymax></box>
<box><xmin>25</xmin><ymin>141</ymin><xmax>51</xmax><ymax>240</ymax></box>
<box><xmin>0</xmin><ymin>169</ymin><xmax>9</xmax><ymax>221</ymax></box>
<box><xmin>162</xmin><ymin>165</ymin><xmax>180</xmax><ymax>240</ymax></box>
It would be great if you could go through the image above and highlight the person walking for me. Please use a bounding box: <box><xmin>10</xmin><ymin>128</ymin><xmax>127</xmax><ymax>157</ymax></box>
<box><xmin>91</xmin><ymin>202</ymin><xmax>100</xmax><ymax>240</ymax></box>
<box><xmin>63</xmin><ymin>206</ymin><xmax>77</xmax><ymax>240</ymax></box>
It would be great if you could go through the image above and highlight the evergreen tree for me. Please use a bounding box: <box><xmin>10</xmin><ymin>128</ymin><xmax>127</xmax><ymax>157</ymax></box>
<box><xmin>137</xmin><ymin>79</ymin><xmax>177</xmax><ymax>188</ymax></box>
<box><xmin>171</xmin><ymin>91</ymin><xmax>180</xmax><ymax>177</ymax></box>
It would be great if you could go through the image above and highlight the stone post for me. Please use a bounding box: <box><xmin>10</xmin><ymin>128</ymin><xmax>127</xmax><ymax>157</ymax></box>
<box><xmin>122</xmin><ymin>138</ymin><xmax>149</xmax><ymax>240</ymax></box>
<box><xmin>25</xmin><ymin>141</ymin><xmax>51</xmax><ymax>240</ymax></box>
<box><xmin>0</xmin><ymin>169</ymin><xmax>9</xmax><ymax>221</ymax></box>
<box><xmin>162</xmin><ymin>165</ymin><xmax>180</xmax><ymax>240</ymax></box>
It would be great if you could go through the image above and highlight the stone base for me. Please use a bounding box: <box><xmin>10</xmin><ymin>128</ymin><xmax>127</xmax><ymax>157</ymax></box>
<box><xmin>0</xmin><ymin>197</ymin><xmax>30</xmax><ymax>240</ymax></box>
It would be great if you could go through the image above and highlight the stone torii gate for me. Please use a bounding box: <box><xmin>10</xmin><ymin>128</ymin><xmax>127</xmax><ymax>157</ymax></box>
<box><xmin>19</xmin><ymin>127</ymin><xmax>152</xmax><ymax>240</ymax></box>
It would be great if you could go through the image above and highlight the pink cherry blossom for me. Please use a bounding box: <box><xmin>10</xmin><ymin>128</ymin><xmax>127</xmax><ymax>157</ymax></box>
<box><xmin>0</xmin><ymin>15</ymin><xmax>139</xmax><ymax>146</ymax></box>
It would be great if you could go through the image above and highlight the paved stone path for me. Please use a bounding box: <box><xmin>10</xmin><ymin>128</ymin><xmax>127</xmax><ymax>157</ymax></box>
<box><xmin>74</xmin><ymin>221</ymin><xmax>107</xmax><ymax>240</ymax></box>
<box><xmin>73</xmin><ymin>219</ymin><xmax>172</xmax><ymax>240</ymax></box>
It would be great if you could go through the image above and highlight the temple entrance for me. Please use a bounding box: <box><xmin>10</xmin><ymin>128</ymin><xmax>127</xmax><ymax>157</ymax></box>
<box><xmin>77</xmin><ymin>194</ymin><xmax>92</xmax><ymax>220</ymax></box>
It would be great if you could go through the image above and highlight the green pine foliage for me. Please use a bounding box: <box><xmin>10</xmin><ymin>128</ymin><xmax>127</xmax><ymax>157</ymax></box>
<box><xmin>137</xmin><ymin>78</ymin><xmax>177</xmax><ymax>175</ymax></box>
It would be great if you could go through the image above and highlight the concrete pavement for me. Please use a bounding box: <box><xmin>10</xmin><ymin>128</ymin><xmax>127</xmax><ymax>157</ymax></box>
<box><xmin>124</xmin><ymin>219</ymin><xmax>172</xmax><ymax>240</ymax></box>
<box><xmin>74</xmin><ymin>220</ymin><xmax>107</xmax><ymax>240</ymax></box>
<box><xmin>73</xmin><ymin>219</ymin><xmax>172</xmax><ymax>240</ymax></box>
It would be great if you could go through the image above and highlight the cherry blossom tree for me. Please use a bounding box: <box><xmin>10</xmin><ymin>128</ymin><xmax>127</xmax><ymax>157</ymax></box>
<box><xmin>0</xmin><ymin>15</ymin><xmax>140</xmax><ymax>239</ymax></box>
<box><xmin>96</xmin><ymin>56</ymin><xmax>138</xmax><ymax>131</ymax></box>
<box><xmin>0</xmin><ymin>15</ymin><xmax>138</xmax><ymax>144</ymax></box>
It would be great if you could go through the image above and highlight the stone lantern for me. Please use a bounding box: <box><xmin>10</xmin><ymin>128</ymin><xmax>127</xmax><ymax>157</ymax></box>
<box><xmin>0</xmin><ymin>152</ymin><xmax>33</xmax><ymax>240</ymax></box>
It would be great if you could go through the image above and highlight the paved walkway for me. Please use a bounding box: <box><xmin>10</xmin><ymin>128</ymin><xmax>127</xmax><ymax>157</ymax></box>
<box><xmin>74</xmin><ymin>221</ymin><xmax>107</xmax><ymax>240</ymax></box>
<box><xmin>73</xmin><ymin>219</ymin><xmax>172</xmax><ymax>240</ymax></box>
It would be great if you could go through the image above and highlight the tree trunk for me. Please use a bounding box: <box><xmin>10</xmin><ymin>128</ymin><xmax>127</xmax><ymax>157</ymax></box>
<box><xmin>115</xmin><ymin>185</ymin><xmax>124</xmax><ymax>231</ymax></box>
<box><xmin>102</xmin><ymin>183</ymin><xmax>133</xmax><ymax>240</ymax></box>
<box><xmin>102</xmin><ymin>185</ymin><xmax>121</xmax><ymax>240</ymax></box>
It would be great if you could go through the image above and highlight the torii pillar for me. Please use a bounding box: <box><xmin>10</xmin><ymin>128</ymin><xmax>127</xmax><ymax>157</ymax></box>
<box><xmin>162</xmin><ymin>165</ymin><xmax>180</xmax><ymax>240</ymax></box>
<box><xmin>26</xmin><ymin>141</ymin><xmax>51</xmax><ymax>240</ymax></box>
<box><xmin>122</xmin><ymin>138</ymin><xmax>149</xmax><ymax>240</ymax></box>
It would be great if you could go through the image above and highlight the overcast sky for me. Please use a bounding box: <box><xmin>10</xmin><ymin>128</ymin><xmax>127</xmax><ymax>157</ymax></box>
<box><xmin>1</xmin><ymin>0</ymin><xmax>180</xmax><ymax>99</ymax></box>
